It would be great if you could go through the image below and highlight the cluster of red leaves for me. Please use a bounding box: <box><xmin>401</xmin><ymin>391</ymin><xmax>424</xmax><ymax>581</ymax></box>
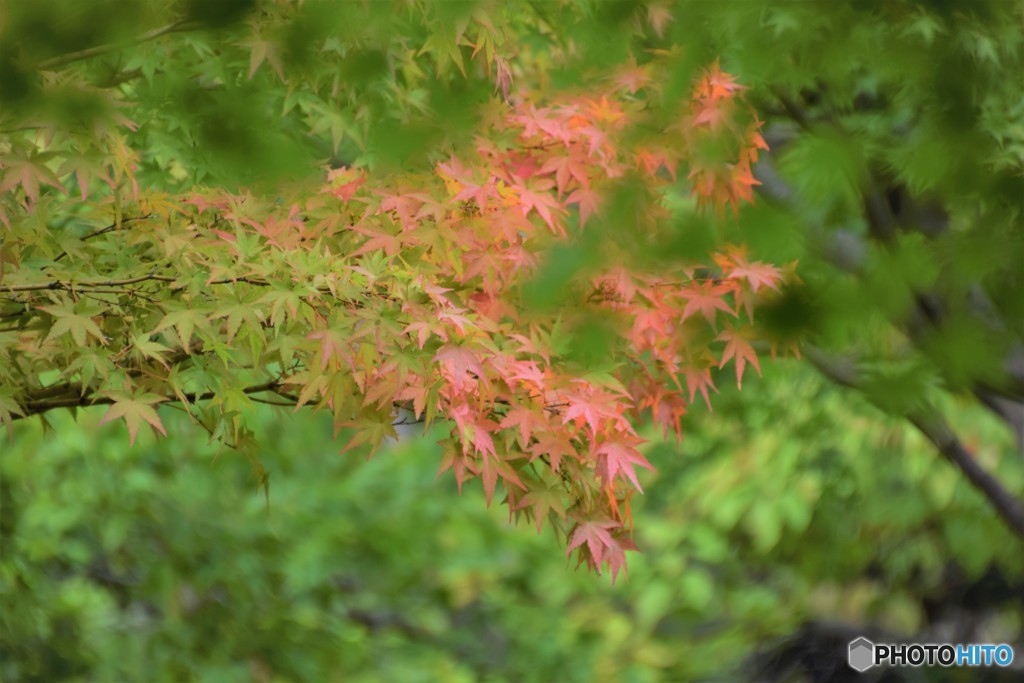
<box><xmin>1</xmin><ymin>60</ymin><xmax>783</xmax><ymax>583</ymax></box>
<box><xmin>302</xmin><ymin>64</ymin><xmax>786</xmax><ymax>581</ymax></box>
<box><xmin>683</xmin><ymin>60</ymin><xmax>770</xmax><ymax>215</ymax></box>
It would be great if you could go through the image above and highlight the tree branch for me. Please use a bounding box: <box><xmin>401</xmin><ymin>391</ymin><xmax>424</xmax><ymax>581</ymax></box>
<box><xmin>17</xmin><ymin>380</ymin><xmax>285</xmax><ymax>420</ymax></box>
<box><xmin>907</xmin><ymin>411</ymin><xmax>1024</xmax><ymax>539</ymax></box>
<box><xmin>38</xmin><ymin>20</ymin><xmax>201</xmax><ymax>71</ymax></box>
<box><xmin>0</xmin><ymin>273</ymin><xmax>178</xmax><ymax>293</ymax></box>
<box><xmin>804</xmin><ymin>346</ymin><xmax>1024</xmax><ymax>540</ymax></box>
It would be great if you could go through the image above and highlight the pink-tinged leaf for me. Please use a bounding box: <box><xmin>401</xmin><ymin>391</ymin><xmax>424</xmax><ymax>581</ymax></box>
<box><xmin>499</xmin><ymin>404</ymin><xmax>548</xmax><ymax>445</ymax></box>
<box><xmin>562</xmin><ymin>388</ymin><xmax>624</xmax><ymax>437</ymax></box>
<box><xmin>495</xmin><ymin>56</ymin><xmax>513</xmax><ymax>101</ymax></box>
<box><xmin>350</xmin><ymin>224</ymin><xmax>404</xmax><ymax>257</ymax></box>
<box><xmin>566</xmin><ymin>519</ymin><xmax>620</xmax><ymax>567</ymax></box>
<box><xmin>403</xmin><ymin>320</ymin><xmax>446</xmax><ymax>349</ymax></box>
<box><xmin>603</xmin><ymin>534</ymin><xmax>638</xmax><ymax>584</ymax></box>
<box><xmin>396</xmin><ymin>382</ymin><xmax>430</xmax><ymax>420</ymax></box>
<box><xmin>645</xmin><ymin>3</ymin><xmax>673</xmax><ymax>38</ymax></box>
<box><xmin>612</xmin><ymin>59</ymin><xmax>651</xmax><ymax>94</ymax></box>
<box><xmin>697</xmin><ymin>59</ymin><xmax>746</xmax><ymax>101</ymax></box>
<box><xmin>248</xmin><ymin>38</ymin><xmax>283</xmax><ymax>80</ymax></box>
<box><xmin>566</xmin><ymin>183</ymin><xmax>601</xmax><ymax>226</ymax></box>
<box><xmin>210</xmin><ymin>229</ymin><xmax>237</xmax><ymax>243</ymax></box>
<box><xmin>331</xmin><ymin>173</ymin><xmax>366</xmax><ymax>201</ymax></box>
<box><xmin>0</xmin><ymin>155</ymin><xmax>65</xmax><ymax>206</ymax></box>
<box><xmin>306</xmin><ymin>328</ymin><xmax>349</xmax><ymax>371</ymax></box>
<box><xmin>638</xmin><ymin>386</ymin><xmax>688</xmax><ymax>440</ymax></box>
<box><xmin>438</xmin><ymin>440</ymin><xmax>479</xmax><ymax>493</ymax></box>
<box><xmin>434</xmin><ymin>344</ymin><xmax>487</xmax><ymax>392</ymax></box>
<box><xmin>594</xmin><ymin>434</ymin><xmax>654</xmax><ymax>491</ymax></box>
<box><xmin>479</xmin><ymin>450</ymin><xmax>527</xmax><ymax>506</ymax></box>
<box><xmin>726</xmin><ymin>261</ymin><xmax>782</xmax><ymax>293</ymax></box>
<box><xmin>683</xmin><ymin>366</ymin><xmax>717</xmax><ymax>409</ymax></box>
<box><xmin>517</xmin><ymin>183</ymin><xmax>566</xmax><ymax>234</ymax></box>
<box><xmin>98</xmin><ymin>393</ymin><xmax>167</xmax><ymax>446</ymax></box>
<box><xmin>679</xmin><ymin>281</ymin><xmax>735</xmax><ymax>325</ymax></box>
<box><xmin>529</xmin><ymin>432</ymin><xmax>578</xmax><ymax>472</ymax></box>
<box><xmin>717</xmin><ymin>326</ymin><xmax>761</xmax><ymax>388</ymax></box>
<box><xmin>538</xmin><ymin>154</ymin><xmax>590</xmax><ymax>197</ymax></box>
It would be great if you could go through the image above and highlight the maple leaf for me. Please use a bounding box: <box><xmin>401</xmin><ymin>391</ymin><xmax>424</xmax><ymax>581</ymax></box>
<box><xmin>403</xmin><ymin>320</ymin><xmax>447</xmax><ymax>349</ymax></box>
<box><xmin>727</xmin><ymin>158</ymin><xmax>761</xmax><ymax>204</ymax></box>
<box><xmin>594</xmin><ymin>434</ymin><xmax>654</xmax><ymax>491</ymax></box>
<box><xmin>566</xmin><ymin>518</ymin><xmax>620</xmax><ymax>567</ymax></box>
<box><xmin>612</xmin><ymin>58</ymin><xmax>651</xmax><ymax>93</ymax></box>
<box><xmin>698</xmin><ymin>59</ymin><xmax>746</xmax><ymax>101</ymax></box>
<box><xmin>350</xmin><ymin>223</ymin><xmax>406</xmax><ymax>257</ymax></box>
<box><xmin>153</xmin><ymin>307</ymin><xmax>207</xmax><ymax>354</ymax></box>
<box><xmin>727</xmin><ymin>261</ymin><xmax>782</xmax><ymax>293</ymax></box>
<box><xmin>306</xmin><ymin>327</ymin><xmax>351</xmax><ymax>371</ymax></box>
<box><xmin>247</xmin><ymin>37</ymin><xmax>284</xmax><ymax>79</ymax></box>
<box><xmin>434</xmin><ymin>344</ymin><xmax>487</xmax><ymax>392</ymax></box>
<box><xmin>330</xmin><ymin>172</ymin><xmax>366</xmax><ymax>202</ymax></box>
<box><xmin>499</xmin><ymin>404</ymin><xmax>549</xmax><ymax>446</ymax></box>
<box><xmin>515</xmin><ymin>481</ymin><xmax>567</xmax><ymax>533</ymax></box>
<box><xmin>717</xmin><ymin>325</ymin><xmax>761</xmax><ymax>388</ymax></box>
<box><xmin>638</xmin><ymin>386</ymin><xmax>688</xmax><ymax>440</ymax></box>
<box><xmin>585</xmin><ymin>96</ymin><xmax>625</xmax><ymax>125</ymax></box>
<box><xmin>683</xmin><ymin>365</ymin><xmax>718</xmax><ymax>409</ymax></box>
<box><xmin>495</xmin><ymin>56</ymin><xmax>513</xmax><ymax>101</ymax></box>
<box><xmin>396</xmin><ymin>380</ymin><xmax>431</xmax><ymax>420</ymax></box>
<box><xmin>679</xmin><ymin>281</ymin><xmax>735</xmax><ymax>325</ymax></box>
<box><xmin>646</xmin><ymin>3</ymin><xmax>674</xmax><ymax>38</ymax></box>
<box><xmin>562</xmin><ymin>388</ymin><xmax>625</xmax><ymax>437</ymax></box>
<box><xmin>603</xmin><ymin>534</ymin><xmax>638</xmax><ymax>584</ymax></box>
<box><xmin>538</xmin><ymin>154</ymin><xmax>590</xmax><ymax>197</ymax></box>
<box><xmin>516</xmin><ymin>180</ymin><xmax>566</xmax><ymax>234</ymax></box>
<box><xmin>40</xmin><ymin>304</ymin><xmax>108</xmax><ymax>346</ymax></box>
<box><xmin>479</xmin><ymin>449</ymin><xmax>526</xmax><ymax>506</ymax></box>
<box><xmin>98</xmin><ymin>392</ymin><xmax>168</xmax><ymax>446</ymax></box>
<box><xmin>0</xmin><ymin>153</ymin><xmax>65</xmax><ymax>207</ymax></box>
<box><xmin>565</xmin><ymin>185</ymin><xmax>600</xmax><ymax>225</ymax></box>
<box><xmin>529</xmin><ymin>431</ymin><xmax>578</xmax><ymax>472</ymax></box>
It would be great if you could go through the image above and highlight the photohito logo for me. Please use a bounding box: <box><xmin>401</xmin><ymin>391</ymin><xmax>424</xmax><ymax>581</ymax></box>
<box><xmin>848</xmin><ymin>637</ymin><xmax>1015</xmax><ymax>672</ymax></box>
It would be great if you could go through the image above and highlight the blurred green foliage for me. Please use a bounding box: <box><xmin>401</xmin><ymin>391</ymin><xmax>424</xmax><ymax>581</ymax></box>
<box><xmin>3</xmin><ymin>363</ymin><xmax>1021</xmax><ymax>682</ymax></box>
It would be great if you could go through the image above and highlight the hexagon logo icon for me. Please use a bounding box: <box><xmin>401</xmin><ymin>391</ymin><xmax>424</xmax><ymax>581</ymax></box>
<box><xmin>848</xmin><ymin>637</ymin><xmax>875</xmax><ymax>672</ymax></box>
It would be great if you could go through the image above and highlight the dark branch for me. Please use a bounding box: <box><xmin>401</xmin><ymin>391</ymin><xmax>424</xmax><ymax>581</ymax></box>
<box><xmin>38</xmin><ymin>20</ymin><xmax>201</xmax><ymax>71</ymax></box>
<box><xmin>16</xmin><ymin>380</ymin><xmax>285</xmax><ymax>421</ymax></box>
<box><xmin>805</xmin><ymin>346</ymin><xmax>1024</xmax><ymax>540</ymax></box>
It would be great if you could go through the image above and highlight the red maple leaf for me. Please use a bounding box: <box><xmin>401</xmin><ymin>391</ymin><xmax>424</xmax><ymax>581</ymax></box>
<box><xmin>434</xmin><ymin>344</ymin><xmax>487</xmax><ymax>392</ymax></box>
<box><xmin>529</xmin><ymin>431</ymin><xmax>578</xmax><ymax>472</ymax></box>
<box><xmin>682</xmin><ymin>365</ymin><xmax>718</xmax><ymax>409</ymax></box>
<box><xmin>499</xmin><ymin>404</ymin><xmax>549</xmax><ymax>445</ymax></box>
<box><xmin>566</xmin><ymin>518</ymin><xmax>620</xmax><ymax>567</ymax></box>
<box><xmin>717</xmin><ymin>325</ymin><xmax>761</xmax><ymax>388</ymax></box>
<box><xmin>594</xmin><ymin>434</ymin><xmax>654</xmax><ymax>491</ymax></box>
<box><xmin>679</xmin><ymin>281</ymin><xmax>735</xmax><ymax>325</ymax></box>
<box><xmin>562</xmin><ymin>387</ymin><xmax>626</xmax><ymax>437</ymax></box>
<box><xmin>516</xmin><ymin>180</ymin><xmax>567</xmax><ymax>234</ymax></box>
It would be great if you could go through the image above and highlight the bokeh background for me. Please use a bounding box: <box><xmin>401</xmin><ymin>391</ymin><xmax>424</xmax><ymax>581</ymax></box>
<box><xmin>4</xmin><ymin>360</ymin><xmax>1022</xmax><ymax>682</ymax></box>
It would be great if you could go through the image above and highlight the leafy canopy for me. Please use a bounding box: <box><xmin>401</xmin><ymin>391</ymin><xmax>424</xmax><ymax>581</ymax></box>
<box><xmin>5</xmin><ymin>0</ymin><xmax>1024</xmax><ymax>576</ymax></box>
<box><xmin>0</xmin><ymin>0</ymin><xmax>781</xmax><ymax>579</ymax></box>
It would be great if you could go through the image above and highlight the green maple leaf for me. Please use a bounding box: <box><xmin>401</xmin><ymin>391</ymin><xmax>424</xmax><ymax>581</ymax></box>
<box><xmin>98</xmin><ymin>392</ymin><xmax>168</xmax><ymax>446</ymax></box>
<box><xmin>40</xmin><ymin>303</ymin><xmax>108</xmax><ymax>346</ymax></box>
